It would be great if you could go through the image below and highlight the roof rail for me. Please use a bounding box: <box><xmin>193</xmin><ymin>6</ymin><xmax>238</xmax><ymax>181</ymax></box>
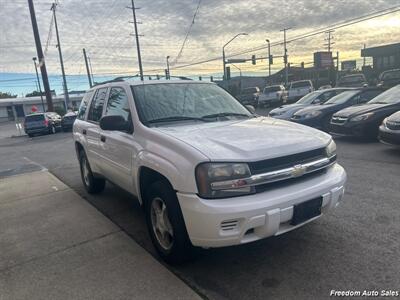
<box><xmin>93</xmin><ymin>74</ymin><xmax>193</xmax><ymax>86</ymax></box>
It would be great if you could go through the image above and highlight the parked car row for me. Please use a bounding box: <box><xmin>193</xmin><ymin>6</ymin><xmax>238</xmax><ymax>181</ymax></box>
<box><xmin>268</xmin><ymin>84</ymin><xmax>400</xmax><ymax>146</ymax></box>
<box><xmin>24</xmin><ymin>111</ymin><xmax>77</xmax><ymax>137</ymax></box>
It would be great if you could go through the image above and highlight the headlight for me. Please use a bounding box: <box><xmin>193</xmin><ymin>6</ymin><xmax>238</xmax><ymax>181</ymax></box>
<box><xmin>350</xmin><ymin>112</ymin><xmax>374</xmax><ymax>122</ymax></box>
<box><xmin>325</xmin><ymin>140</ymin><xmax>337</xmax><ymax>159</ymax></box>
<box><xmin>195</xmin><ymin>163</ymin><xmax>255</xmax><ymax>198</ymax></box>
<box><xmin>304</xmin><ymin>111</ymin><xmax>322</xmax><ymax>119</ymax></box>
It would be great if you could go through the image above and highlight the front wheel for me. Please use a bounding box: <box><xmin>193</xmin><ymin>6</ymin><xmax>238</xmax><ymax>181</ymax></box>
<box><xmin>145</xmin><ymin>180</ymin><xmax>194</xmax><ymax>264</ymax></box>
<box><xmin>79</xmin><ymin>150</ymin><xmax>105</xmax><ymax>194</ymax></box>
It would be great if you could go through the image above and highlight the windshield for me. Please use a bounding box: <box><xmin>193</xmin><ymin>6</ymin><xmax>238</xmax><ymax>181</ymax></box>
<box><xmin>324</xmin><ymin>90</ymin><xmax>359</xmax><ymax>105</ymax></box>
<box><xmin>132</xmin><ymin>83</ymin><xmax>252</xmax><ymax>125</ymax></box>
<box><xmin>25</xmin><ymin>114</ymin><xmax>44</xmax><ymax>122</ymax></box>
<box><xmin>381</xmin><ymin>70</ymin><xmax>400</xmax><ymax>80</ymax></box>
<box><xmin>368</xmin><ymin>85</ymin><xmax>400</xmax><ymax>104</ymax></box>
<box><xmin>296</xmin><ymin>91</ymin><xmax>322</xmax><ymax>104</ymax></box>
<box><xmin>339</xmin><ymin>75</ymin><xmax>364</xmax><ymax>83</ymax></box>
<box><xmin>242</xmin><ymin>87</ymin><xmax>258</xmax><ymax>94</ymax></box>
<box><xmin>263</xmin><ymin>86</ymin><xmax>281</xmax><ymax>93</ymax></box>
<box><xmin>290</xmin><ymin>81</ymin><xmax>311</xmax><ymax>88</ymax></box>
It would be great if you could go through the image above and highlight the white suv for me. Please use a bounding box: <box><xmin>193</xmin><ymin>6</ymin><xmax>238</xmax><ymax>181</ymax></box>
<box><xmin>73</xmin><ymin>80</ymin><xmax>346</xmax><ymax>263</ymax></box>
<box><xmin>287</xmin><ymin>80</ymin><xmax>314</xmax><ymax>103</ymax></box>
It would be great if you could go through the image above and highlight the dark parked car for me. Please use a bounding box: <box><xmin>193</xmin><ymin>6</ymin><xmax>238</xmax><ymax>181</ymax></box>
<box><xmin>330</xmin><ymin>85</ymin><xmax>400</xmax><ymax>139</ymax></box>
<box><xmin>291</xmin><ymin>87</ymin><xmax>383</xmax><ymax>131</ymax></box>
<box><xmin>236</xmin><ymin>87</ymin><xmax>260</xmax><ymax>107</ymax></box>
<box><xmin>24</xmin><ymin>113</ymin><xmax>58</xmax><ymax>137</ymax></box>
<box><xmin>269</xmin><ymin>88</ymin><xmax>353</xmax><ymax>120</ymax></box>
<box><xmin>379</xmin><ymin>111</ymin><xmax>400</xmax><ymax>146</ymax></box>
<box><xmin>336</xmin><ymin>74</ymin><xmax>368</xmax><ymax>88</ymax></box>
<box><xmin>61</xmin><ymin>111</ymin><xmax>78</xmax><ymax>131</ymax></box>
<box><xmin>378</xmin><ymin>69</ymin><xmax>400</xmax><ymax>89</ymax></box>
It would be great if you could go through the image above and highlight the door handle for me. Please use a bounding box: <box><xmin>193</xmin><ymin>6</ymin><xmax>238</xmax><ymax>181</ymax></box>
<box><xmin>100</xmin><ymin>135</ymin><xmax>106</xmax><ymax>142</ymax></box>
<box><xmin>82</xmin><ymin>129</ymin><xmax>87</xmax><ymax>135</ymax></box>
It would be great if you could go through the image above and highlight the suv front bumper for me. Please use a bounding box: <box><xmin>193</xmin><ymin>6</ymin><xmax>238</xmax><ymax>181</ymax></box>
<box><xmin>177</xmin><ymin>163</ymin><xmax>346</xmax><ymax>248</ymax></box>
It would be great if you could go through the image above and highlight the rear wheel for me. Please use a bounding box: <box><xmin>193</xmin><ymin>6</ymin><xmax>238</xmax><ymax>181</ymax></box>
<box><xmin>144</xmin><ymin>180</ymin><xmax>194</xmax><ymax>264</ymax></box>
<box><xmin>79</xmin><ymin>150</ymin><xmax>105</xmax><ymax>194</ymax></box>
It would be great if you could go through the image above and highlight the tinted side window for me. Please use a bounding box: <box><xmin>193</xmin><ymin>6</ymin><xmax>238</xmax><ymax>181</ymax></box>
<box><xmin>105</xmin><ymin>87</ymin><xmax>131</xmax><ymax>122</ymax></box>
<box><xmin>359</xmin><ymin>90</ymin><xmax>382</xmax><ymax>103</ymax></box>
<box><xmin>77</xmin><ymin>90</ymin><xmax>94</xmax><ymax>120</ymax></box>
<box><xmin>88</xmin><ymin>88</ymin><xmax>108</xmax><ymax>122</ymax></box>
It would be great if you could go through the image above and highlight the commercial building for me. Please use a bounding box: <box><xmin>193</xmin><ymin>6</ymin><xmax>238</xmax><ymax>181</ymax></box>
<box><xmin>361</xmin><ymin>42</ymin><xmax>400</xmax><ymax>72</ymax></box>
<box><xmin>0</xmin><ymin>93</ymin><xmax>84</xmax><ymax>123</ymax></box>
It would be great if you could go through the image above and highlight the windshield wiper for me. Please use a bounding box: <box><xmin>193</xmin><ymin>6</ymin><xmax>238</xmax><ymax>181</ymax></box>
<box><xmin>201</xmin><ymin>112</ymin><xmax>252</xmax><ymax>119</ymax></box>
<box><xmin>148</xmin><ymin>116</ymin><xmax>210</xmax><ymax>124</ymax></box>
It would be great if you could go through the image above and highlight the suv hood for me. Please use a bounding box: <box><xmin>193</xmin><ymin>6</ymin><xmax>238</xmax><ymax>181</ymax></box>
<box><xmin>387</xmin><ymin>111</ymin><xmax>400</xmax><ymax>122</ymax></box>
<box><xmin>333</xmin><ymin>103</ymin><xmax>388</xmax><ymax>118</ymax></box>
<box><xmin>154</xmin><ymin>117</ymin><xmax>330</xmax><ymax>161</ymax></box>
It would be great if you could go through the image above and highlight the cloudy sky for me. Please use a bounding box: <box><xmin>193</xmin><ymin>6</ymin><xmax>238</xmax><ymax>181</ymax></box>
<box><xmin>0</xmin><ymin>0</ymin><xmax>399</xmax><ymax>80</ymax></box>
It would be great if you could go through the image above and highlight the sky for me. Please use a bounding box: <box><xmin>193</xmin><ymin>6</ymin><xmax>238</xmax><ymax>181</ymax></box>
<box><xmin>0</xmin><ymin>0</ymin><xmax>399</xmax><ymax>95</ymax></box>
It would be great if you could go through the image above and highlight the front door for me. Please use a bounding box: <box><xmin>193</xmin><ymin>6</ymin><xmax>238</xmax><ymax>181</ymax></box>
<box><xmin>98</xmin><ymin>87</ymin><xmax>138</xmax><ymax>193</ymax></box>
<box><xmin>85</xmin><ymin>87</ymin><xmax>108</xmax><ymax>174</ymax></box>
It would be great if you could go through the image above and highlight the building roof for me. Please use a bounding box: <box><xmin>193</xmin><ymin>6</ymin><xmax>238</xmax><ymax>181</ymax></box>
<box><xmin>361</xmin><ymin>42</ymin><xmax>400</xmax><ymax>57</ymax></box>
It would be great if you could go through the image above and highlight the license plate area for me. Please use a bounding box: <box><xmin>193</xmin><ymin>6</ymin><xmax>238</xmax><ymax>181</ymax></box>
<box><xmin>290</xmin><ymin>197</ymin><xmax>322</xmax><ymax>226</ymax></box>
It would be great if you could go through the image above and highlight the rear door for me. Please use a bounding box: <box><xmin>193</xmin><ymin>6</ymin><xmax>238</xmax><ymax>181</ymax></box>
<box><xmin>85</xmin><ymin>87</ymin><xmax>108</xmax><ymax>173</ymax></box>
<box><xmin>98</xmin><ymin>86</ymin><xmax>137</xmax><ymax>193</ymax></box>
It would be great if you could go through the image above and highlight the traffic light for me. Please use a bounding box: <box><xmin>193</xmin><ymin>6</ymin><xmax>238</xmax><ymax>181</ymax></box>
<box><xmin>288</xmin><ymin>63</ymin><xmax>291</xmax><ymax>69</ymax></box>
<box><xmin>252</xmin><ymin>55</ymin><xmax>256</xmax><ymax>65</ymax></box>
<box><xmin>164</xmin><ymin>69</ymin><xmax>170</xmax><ymax>79</ymax></box>
<box><xmin>269</xmin><ymin>54</ymin><xmax>273</xmax><ymax>65</ymax></box>
<box><xmin>199</xmin><ymin>76</ymin><xmax>202</xmax><ymax>81</ymax></box>
<box><xmin>301</xmin><ymin>62</ymin><xmax>304</xmax><ymax>68</ymax></box>
<box><xmin>226</xmin><ymin>66</ymin><xmax>231</xmax><ymax>80</ymax></box>
<box><xmin>210</xmin><ymin>76</ymin><xmax>214</xmax><ymax>82</ymax></box>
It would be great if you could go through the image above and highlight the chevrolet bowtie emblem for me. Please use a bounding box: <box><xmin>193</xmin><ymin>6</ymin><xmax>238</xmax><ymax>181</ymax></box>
<box><xmin>292</xmin><ymin>164</ymin><xmax>306</xmax><ymax>177</ymax></box>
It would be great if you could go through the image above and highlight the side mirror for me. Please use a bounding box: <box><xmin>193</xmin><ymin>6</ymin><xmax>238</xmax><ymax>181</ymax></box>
<box><xmin>100</xmin><ymin>115</ymin><xmax>130</xmax><ymax>132</ymax></box>
<box><xmin>245</xmin><ymin>105</ymin><xmax>256</xmax><ymax>114</ymax></box>
<box><xmin>313</xmin><ymin>99</ymin><xmax>321</xmax><ymax>105</ymax></box>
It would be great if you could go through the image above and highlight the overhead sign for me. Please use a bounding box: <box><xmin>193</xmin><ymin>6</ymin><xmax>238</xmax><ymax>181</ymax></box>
<box><xmin>226</xmin><ymin>58</ymin><xmax>247</xmax><ymax>64</ymax></box>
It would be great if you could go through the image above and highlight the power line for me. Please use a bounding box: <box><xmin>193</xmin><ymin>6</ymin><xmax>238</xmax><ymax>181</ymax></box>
<box><xmin>171</xmin><ymin>0</ymin><xmax>202</xmax><ymax>65</ymax></box>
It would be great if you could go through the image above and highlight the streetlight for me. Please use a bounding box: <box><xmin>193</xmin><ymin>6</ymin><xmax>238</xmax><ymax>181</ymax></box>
<box><xmin>32</xmin><ymin>57</ymin><xmax>45</xmax><ymax>112</ymax></box>
<box><xmin>222</xmin><ymin>33</ymin><xmax>248</xmax><ymax>80</ymax></box>
<box><xmin>266</xmin><ymin>39</ymin><xmax>271</xmax><ymax>79</ymax></box>
<box><xmin>166</xmin><ymin>56</ymin><xmax>170</xmax><ymax>80</ymax></box>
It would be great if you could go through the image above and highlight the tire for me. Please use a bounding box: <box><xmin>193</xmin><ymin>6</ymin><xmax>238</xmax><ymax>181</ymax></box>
<box><xmin>28</xmin><ymin>133</ymin><xmax>33</xmax><ymax>138</ymax></box>
<box><xmin>79</xmin><ymin>150</ymin><xmax>106</xmax><ymax>194</ymax></box>
<box><xmin>144</xmin><ymin>180</ymin><xmax>194</xmax><ymax>264</ymax></box>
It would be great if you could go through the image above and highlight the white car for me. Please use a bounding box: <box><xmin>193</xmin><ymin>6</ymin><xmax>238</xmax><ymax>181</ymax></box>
<box><xmin>287</xmin><ymin>80</ymin><xmax>314</xmax><ymax>103</ymax></box>
<box><xmin>73</xmin><ymin>80</ymin><xmax>346</xmax><ymax>263</ymax></box>
<box><xmin>258</xmin><ymin>85</ymin><xmax>287</xmax><ymax>107</ymax></box>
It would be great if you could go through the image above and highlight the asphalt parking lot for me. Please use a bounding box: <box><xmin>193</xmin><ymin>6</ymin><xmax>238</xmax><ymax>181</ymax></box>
<box><xmin>0</xmin><ymin>111</ymin><xmax>399</xmax><ymax>300</ymax></box>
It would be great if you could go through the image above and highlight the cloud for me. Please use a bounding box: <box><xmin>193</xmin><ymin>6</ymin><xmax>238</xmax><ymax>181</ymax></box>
<box><xmin>0</xmin><ymin>0</ymin><xmax>399</xmax><ymax>77</ymax></box>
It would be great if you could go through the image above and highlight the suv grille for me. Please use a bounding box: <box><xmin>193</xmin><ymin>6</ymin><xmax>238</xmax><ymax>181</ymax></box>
<box><xmin>331</xmin><ymin>116</ymin><xmax>348</xmax><ymax>125</ymax></box>
<box><xmin>386</xmin><ymin>121</ymin><xmax>400</xmax><ymax>131</ymax></box>
<box><xmin>248</xmin><ymin>147</ymin><xmax>326</xmax><ymax>175</ymax></box>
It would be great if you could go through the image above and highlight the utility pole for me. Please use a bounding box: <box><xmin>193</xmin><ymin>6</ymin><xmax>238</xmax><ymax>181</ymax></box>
<box><xmin>128</xmin><ymin>0</ymin><xmax>144</xmax><ymax>81</ymax></box>
<box><xmin>32</xmin><ymin>57</ymin><xmax>46</xmax><ymax>112</ymax></box>
<box><xmin>280</xmin><ymin>27</ymin><xmax>291</xmax><ymax>87</ymax></box>
<box><xmin>266</xmin><ymin>39</ymin><xmax>271</xmax><ymax>79</ymax></box>
<box><xmin>28</xmin><ymin>0</ymin><xmax>53</xmax><ymax>111</ymax></box>
<box><xmin>88</xmin><ymin>56</ymin><xmax>95</xmax><ymax>84</ymax></box>
<box><xmin>51</xmin><ymin>2</ymin><xmax>69</xmax><ymax>110</ymax></box>
<box><xmin>363</xmin><ymin>44</ymin><xmax>366</xmax><ymax>67</ymax></box>
<box><xmin>166</xmin><ymin>56</ymin><xmax>170</xmax><ymax>79</ymax></box>
<box><xmin>324</xmin><ymin>30</ymin><xmax>335</xmax><ymax>53</ymax></box>
<box><xmin>83</xmin><ymin>48</ymin><xmax>92</xmax><ymax>88</ymax></box>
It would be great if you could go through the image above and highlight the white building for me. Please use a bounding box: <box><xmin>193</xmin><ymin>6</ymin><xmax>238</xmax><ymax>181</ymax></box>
<box><xmin>0</xmin><ymin>93</ymin><xmax>84</xmax><ymax>123</ymax></box>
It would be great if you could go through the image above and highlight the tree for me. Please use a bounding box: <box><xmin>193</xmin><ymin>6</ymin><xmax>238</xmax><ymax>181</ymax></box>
<box><xmin>25</xmin><ymin>90</ymin><xmax>45</xmax><ymax>97</ymax></box>
<box><xmin>0</xmin><ymin>91</ymin><xmax>17</xmax><ymax>99</ymax></box>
